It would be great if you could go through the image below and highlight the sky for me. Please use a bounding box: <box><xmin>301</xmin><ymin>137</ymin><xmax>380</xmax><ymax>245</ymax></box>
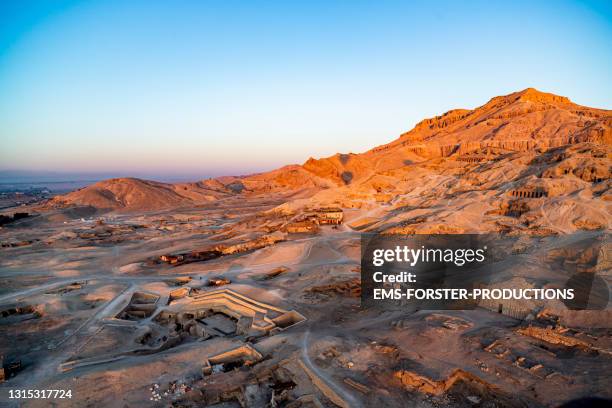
<box><xmin>0</xmin><ymin>0</ymin><xmax>610</xmax><ymax>181</ymax></box>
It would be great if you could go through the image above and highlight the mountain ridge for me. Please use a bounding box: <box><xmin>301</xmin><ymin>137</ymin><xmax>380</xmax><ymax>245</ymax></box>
<box><xmin>301</xmin><ymin>88</ymin><xmax>610</xmax><ymax>185</ymax></box>
<box><xmin>49</xmin><ymin>88</ymin><xmax>611</xmax><ymax>212</ymax></box>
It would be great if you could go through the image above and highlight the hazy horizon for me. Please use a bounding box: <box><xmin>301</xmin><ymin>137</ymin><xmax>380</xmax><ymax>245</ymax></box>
<box><xmin>0</xmin><ymin>168</ymin><xmax>260</xmax><ymax>184</ymax></box>
<box><xmin>1</xmin><ymin>0</ymin><xmax>611</xmax><ymax>178</ymax></box>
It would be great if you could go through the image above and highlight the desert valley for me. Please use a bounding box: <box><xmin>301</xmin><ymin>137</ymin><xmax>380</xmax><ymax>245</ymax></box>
<box><xmin>0</xmin><ymin>88</ymin><xmax>610</xmax><ymax>407</ymax></box>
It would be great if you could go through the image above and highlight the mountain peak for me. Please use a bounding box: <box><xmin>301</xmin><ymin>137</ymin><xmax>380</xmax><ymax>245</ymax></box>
<box><xmin>512</xmin><ymin>87</ymin><xmax>571</xmax><ymax>104</ymax></box>
<box><xmin>483</xmin><ymin>88</ymin><xmax>572</xmax><ymax>110</ymax></box>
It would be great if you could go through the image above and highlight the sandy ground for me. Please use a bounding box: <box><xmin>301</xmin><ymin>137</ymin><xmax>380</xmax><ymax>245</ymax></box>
<box><xmin>0</xmin><ymin>148</ymin><xmax>611</xmax><ymax>407</ymax></box>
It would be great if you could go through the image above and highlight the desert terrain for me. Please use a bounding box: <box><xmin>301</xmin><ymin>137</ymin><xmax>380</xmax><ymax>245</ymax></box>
<box><xmin>0</xmin><ymin>88</ymin><xmax>610</xmax><ymax>407</ymax></box>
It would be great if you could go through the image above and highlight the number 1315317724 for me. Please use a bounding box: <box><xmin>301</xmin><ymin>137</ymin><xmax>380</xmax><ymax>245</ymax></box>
<box><xmin>8</xmin><ymin>389</ymin><xmax>72</xmax><ymax>399</ymax></box>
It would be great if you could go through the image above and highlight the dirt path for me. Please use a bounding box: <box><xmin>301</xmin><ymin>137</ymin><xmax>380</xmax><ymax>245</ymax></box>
<box><xmin>301</xmin><ymin>328</ymin><xmax>362</xmax><ymax>408</ymax></box>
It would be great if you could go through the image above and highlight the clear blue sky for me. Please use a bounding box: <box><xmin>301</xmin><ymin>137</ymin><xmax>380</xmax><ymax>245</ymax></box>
<box><xmin>0</xmin><ymin>0</ymin><xmax>610</xmax><ymax>181</ymax></box>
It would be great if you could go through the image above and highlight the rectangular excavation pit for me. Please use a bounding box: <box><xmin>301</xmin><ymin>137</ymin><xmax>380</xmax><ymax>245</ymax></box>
<box><xmin>0</xmin><ymin>304</ymin><xmax>41</xmax><ymax>325</ymax></box>
<box><xmin>131</xmin><ymin>292</ymin><xmax>159</xmax><ymax>304</ymax></box>
<box><xmin>116</xmin><ymin>292</ymin><xmax>160</xmax><ymax>320</ymax></box>
<box><xmin>165</xmin><ymin>289</ymin><xmax>307</xmax><ymax>336</ymax></box>
<box><xmin>45</xmin><ymin>281</ymin><xmax>87</xmax><ymax>295</ymax></box>
<box><xmin>203</xmin><ymin>344</ymin><xmax>263</xmax><ymax>375</ymax></box>
<box><xmin>199</xmin><ymin>313</ymin><xmax>238</xmax><ymax>336</ymax></box>
<box><xmin>482</xmin><ymin>337</ymin><xmax>555</xmax><ymax>378</ymax></box>
<box><xmin>271</xmin><ymin>310</ymin><xmax>307</xmax><ymax>330</ymax></box>
<box><xmin>255</xmin><ymin>266</ymin><xmax>289</xmax><ymax>281</ymax></box>
<box><xmin>168</xmin><ymin>276</ymin><xmax>192</xmax><ymax>286</ymax></box>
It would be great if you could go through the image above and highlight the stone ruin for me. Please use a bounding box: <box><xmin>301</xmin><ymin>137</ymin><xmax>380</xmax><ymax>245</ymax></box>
<box><xmin>158</xmin><ymin>250</ymin><xmax>222</xmax><ymax>266</ymax></box>
<box><xmin>0</xmin><ymin>304</ymin><xmax>42</xmax><ymax>324</ymax></box>
<box><xmin>202</xmin><ymin>344</ymin><xmax>263</xmax><ymax>375</ymax></box>
<box><xmin>207</xmin><ymin>277</ymin><xmax>231</xmax><ymax>287</ymax></box>
<box><xmin>61</xmin><ymin>289</ymin><xmax>306</xmax><ymax>376</ymax></box>
<box><xmin>508</xmin><ymin>188</ymin><xmax>548</xmax><ymax>198</ymax></box>
<box><xmin>304</xmin><ymin>207</ymin><xmax>344</xmax><ymax>225</ymax></box>
<box><xmin>179</xmin><ymin>356</ymin><xmax>338</xmax><ymax>407</ymax></box>
<box><xmin>394</xmin><ymin>367</ymin><xmax>497</xmax><ymax>396</ymax></box>
<box><xmin>282</xmin><ymin>207</ymin><xmax>344</xmax><ymax>233</ymax></box>
<box><xmin>160</xmin><ymin>254</ymin><xmax>184</xmax><ymax>264</ymax></box>
<box><xmin>168</xmin><ymin>287</ymin><xmax>191</xmax><ymax>304</ymax></box>
<box><xmin>214</xmin><ymin>232</ymin><xmax>286</xmax><ymax>255</ymax></box>
<box><xmin>117</xmin><ymin>292</ymin><xmax>160</xmax><ymax>320</ymax></box>
<box><xmin>477</xmin><ymin>278</ymin><xmax>539</xmax><ymax>320</ymax></box>
<box><xmin>155</xmin><ymin>289</ymin><xmax>306</xmax><ymax>338</ymax></box>
<box><xmin>284</xmin><ymin>220</ymin><xmax>319</xmax><ymax>234</ymax></box>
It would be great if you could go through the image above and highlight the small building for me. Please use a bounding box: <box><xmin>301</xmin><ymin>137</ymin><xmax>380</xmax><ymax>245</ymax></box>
<box><xmin>314</xmin><ymin>207</ymin><xmax>344</xmax><ymax>225</ymax></box>
<box><xmin>285</xmin><ymin>221</ymin><xmax>319</xmax><ymax>234</ymax></box>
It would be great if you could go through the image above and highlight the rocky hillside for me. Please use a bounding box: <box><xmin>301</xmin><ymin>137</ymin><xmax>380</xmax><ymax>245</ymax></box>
<box><xmin>49</xmin><ymin>177</ymin><xmax>233</xmax><ymax>212</ymax></box>
<box><xmin>50</xmin><ymin>88</ymin><xmax>610</xmax><ymax>213</ymax></box>
<box><xmin>302</xmin><ymin>88</ymin><xmax>610</xmax><ymax>186</ymax></box>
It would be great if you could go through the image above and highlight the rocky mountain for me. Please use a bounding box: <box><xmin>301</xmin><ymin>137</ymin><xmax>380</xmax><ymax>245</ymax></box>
<box><xmin>49</xmin><ymin>88</ymin><xmax>610</xmax><ymax>213</ymax></box>
<box><xmin>270</xmin><ymin>88</ymin><xmax>610</xmax><ymax>235</ymax></box>
<box><xmin>302</xmin><ymin>88</ymin><xmax>610</xmax><ymax>185</ymax></box>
